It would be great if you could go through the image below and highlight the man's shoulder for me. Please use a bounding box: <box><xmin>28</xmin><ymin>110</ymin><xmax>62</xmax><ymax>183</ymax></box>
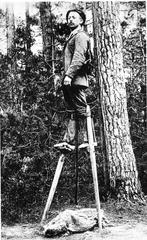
<box><xmin>75</xmin><ymin>30</ymin><xmax>89</xmax><ymax>40</ymax></box>
<box><xmin>77</xmin><ymin>30</ymin><xmax>89</xmax><ymax>37</ymax></box>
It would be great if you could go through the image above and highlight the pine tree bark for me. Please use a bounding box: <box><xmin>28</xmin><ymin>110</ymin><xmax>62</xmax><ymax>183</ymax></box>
<box><xmin>6</xmin><ymin>3</ymin><xmax>15</xmax><ymax>56</ymax></box>
<box><xmin>6</xmin><ymin>3</ymin><xmax>16</xmax><ymax>107</ymax></box>
<box><xmin>25</xmin><ymin>2</ymin><xmax>31</xmax><ymax>51</ymax></box>
<box><xmin>92</xmin><ymin>2</ymin><xmax>142</xmax><ymax>200</ymax></box>
<box><xmin>39</xmin><ymin>2</ymin><xmax>53</xmax><ymax>70</ymax></box>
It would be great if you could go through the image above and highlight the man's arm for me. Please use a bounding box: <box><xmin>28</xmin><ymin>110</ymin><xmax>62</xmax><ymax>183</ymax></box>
<box><xmin>65</xmin><ymin>32</ymin><xmax>88</xmax><ymax>80</ymax></box>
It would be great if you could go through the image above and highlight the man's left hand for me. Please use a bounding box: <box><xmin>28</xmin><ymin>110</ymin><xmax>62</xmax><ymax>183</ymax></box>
<box><xmin>63</xmin><ymin>76</ymin><xmax>72</xmax><ymax>86</ymax></box>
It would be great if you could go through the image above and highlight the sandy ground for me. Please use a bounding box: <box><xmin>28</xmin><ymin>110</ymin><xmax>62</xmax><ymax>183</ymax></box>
<box><xmin>2</xmin><ymin>222</ymin><xmax>147</xmax><ymax>240</ymax></box>
<box><xmin>2</xmin><ymin>201</ymin><xmax>147</xmax><ymax>240</ymax></box>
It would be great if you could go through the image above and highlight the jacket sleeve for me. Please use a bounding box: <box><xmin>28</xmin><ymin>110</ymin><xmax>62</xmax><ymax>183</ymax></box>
<box><xmin>65</xmin><ymin>33</ymin><xmax>88</xmax><ymax>79</ymax></box>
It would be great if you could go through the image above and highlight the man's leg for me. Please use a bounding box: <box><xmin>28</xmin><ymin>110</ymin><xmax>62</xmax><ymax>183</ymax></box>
<box><xmin>63</xmin><ymin>117</ymin><xmax>76</xmax><ymax>144</ymax></box>
<box><xmin>62</xmin><ymin>85</ymin><xmax>75</xmax><ymax>112</ymax></box>
<box><xmin>71</xmin><ymin>86</ymin><xmax>88</xmax><ymax>146</ymax></box>
<box><xmin>71</xmin><ymin>85</ymin><xmax>87</xmax><ymax>118</ymax></box>
<box><xmin>62</xmin><ymin>85</ymin><xmax>76</xmax><ymax>144</ymax></box>
<box><xmin>63</xmin><ymin>85</ymin><xmax>88</xmax><ymax>145</ymax></box>
<box><xmin>55</xmin><ymin>85</ymin><xmax>88</xmax><ymax>151</ymax></box>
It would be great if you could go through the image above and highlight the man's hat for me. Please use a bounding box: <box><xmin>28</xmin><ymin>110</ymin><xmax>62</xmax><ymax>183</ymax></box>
<box><xmin>66</xmin><ymin>9</ymin><xmax>86</xmax><ymax>25</ymax></box>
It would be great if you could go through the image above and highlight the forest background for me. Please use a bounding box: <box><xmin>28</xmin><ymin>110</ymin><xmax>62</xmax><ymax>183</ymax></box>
<box><xmin>0</xmin><ymin>1</ymin><xmax>146</xmax><ymax>224</ymax></box>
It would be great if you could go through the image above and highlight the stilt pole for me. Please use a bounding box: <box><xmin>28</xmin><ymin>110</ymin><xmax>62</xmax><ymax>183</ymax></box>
<box><xmin>41</xmin><ymin>154</ymin><xmax>65</xmax><ymax>224</ymax></box>
<box><xmin>86</xmin><ymin>105</ymin><xmax>102</xmax><ymax>231</ymax></box>
<box><xmin>75</xmin><ymin>114</ymin><xmax>79</xmax><ymax>205</ymax></box>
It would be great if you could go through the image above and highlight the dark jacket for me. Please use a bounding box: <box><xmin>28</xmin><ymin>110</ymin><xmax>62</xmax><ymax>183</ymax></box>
<box><xmin>63</xmin><ymin>27</ymin><xmax>90</xmax><ymax>87</ymax></box>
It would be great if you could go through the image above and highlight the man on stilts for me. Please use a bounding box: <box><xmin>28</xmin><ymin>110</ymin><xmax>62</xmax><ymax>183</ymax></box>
<box><xmin>55</xmin><ymin>9</ymin><xmax>91</xmax><ymax>152</ymax></box>
<box><xmin>42</xmin><ymin>10</ymin><xmax>102</xmax><ymax>229</ymax></box>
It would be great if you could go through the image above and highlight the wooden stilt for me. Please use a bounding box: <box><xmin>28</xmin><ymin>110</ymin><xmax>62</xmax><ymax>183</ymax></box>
<box><xmin>41</xmin><ymin>154</ymin><xmax>65</xmax><ymax>224</ymax></box>
<box><xmin>41</xmin><ymin>106</ymin><xmax>102</xmax><ymax>231</ymax></box>
<box><xmin>86</xmin><ymin>105</ymin><xmax>102</xmax><ymax>231</ymax></box>
<box><xmin>75</xmin><ymin>115</ymin><xmax>79</xmax><ymax>205</ymax></box>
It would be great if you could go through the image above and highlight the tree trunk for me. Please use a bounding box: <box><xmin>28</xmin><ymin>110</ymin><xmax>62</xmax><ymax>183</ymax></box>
<box><xmin>6</xmin><ymin>3</ymin><xmax>15</xmax><ymax>56</ymax></box>
<box><xmin>39</xmin><ymin>2</ymin><xmax>53</xmax><ymax>71</ymax></box>
<box><xmin>25</xmin><ymin>2</ymin><xmax>32</xmax><ymax>76</ymax></box>
<box><xmin>6</xmin><ymin>3</ymin><xmax>16</xmax><ymax>107</ymax></box>
<box><xmin>92</xmin><ymin>2</ymin><xmax>142</xmax><ymax>200</ymax></box>
<box><xmin>25</xmin><ymin>2</ymin><xmax>31</xmax><ymax>51</ymax></box>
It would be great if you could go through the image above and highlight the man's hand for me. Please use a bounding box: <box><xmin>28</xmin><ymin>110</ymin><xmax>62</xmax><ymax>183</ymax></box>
<box><xmin>63</xmin><ymin>76</ymin><xmax>72</xmax><ymax>86</ymax></box>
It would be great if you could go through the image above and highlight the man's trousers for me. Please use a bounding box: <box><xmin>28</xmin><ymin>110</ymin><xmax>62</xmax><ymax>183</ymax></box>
<box><xmin>62</xmin><ymin>85</ymin><xmax>87</xmax><ymax>117</ymax></box>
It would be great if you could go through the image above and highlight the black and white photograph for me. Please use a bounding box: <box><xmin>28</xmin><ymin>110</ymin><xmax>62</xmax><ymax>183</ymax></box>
<box><xmin>1</xmin><ymin>1</ymin><xmax>146</xmax><ymax>239</ymax></box>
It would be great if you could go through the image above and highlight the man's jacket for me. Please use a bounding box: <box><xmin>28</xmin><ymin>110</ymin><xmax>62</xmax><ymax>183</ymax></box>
<box><xmin>63</xmin><ymin>27</ymin><xmax>90</xmax><ymax>87</ymax></box>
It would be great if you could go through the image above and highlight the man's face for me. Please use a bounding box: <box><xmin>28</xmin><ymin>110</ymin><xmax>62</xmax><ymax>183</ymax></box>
<box><xmin>67</xmin><ymin>11</ymin><xmax>83</xmax><ymax>29</ymax></box>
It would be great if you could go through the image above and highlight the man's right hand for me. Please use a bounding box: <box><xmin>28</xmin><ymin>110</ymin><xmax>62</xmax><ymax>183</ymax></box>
<box><xmin>63</xmin><ymin>76</ymin><xmax>72</xmax><ymax>86</ymax></box>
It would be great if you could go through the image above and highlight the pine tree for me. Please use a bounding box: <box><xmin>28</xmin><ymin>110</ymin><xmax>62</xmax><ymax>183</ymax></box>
<box><xmin>6</xmin><ymin>3</ymin><xmax>17</xmax><ymax>108</ymax></box>
<box><xmin>39</xmin><ymin>2</ymin><xmax>53</xmax><ymax>71</ymax></box>
<box><xmin>92</xmin><ymin>2</ymin><xmax>142</xmax><ymax>200</ymax></box>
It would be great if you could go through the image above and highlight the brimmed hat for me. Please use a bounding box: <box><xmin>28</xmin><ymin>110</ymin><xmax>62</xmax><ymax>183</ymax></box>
<box><xmin>66</xmin><ymin>9</ymin><xmax>86</xmax><ymax>25</ymax></box>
